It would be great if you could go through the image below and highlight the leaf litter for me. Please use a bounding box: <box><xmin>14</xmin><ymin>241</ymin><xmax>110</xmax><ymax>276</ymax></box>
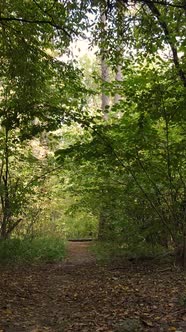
<box><xmin>0</xmin><ymin>241</ymin><xmax>185</xmax><ymax>332</ymax></box>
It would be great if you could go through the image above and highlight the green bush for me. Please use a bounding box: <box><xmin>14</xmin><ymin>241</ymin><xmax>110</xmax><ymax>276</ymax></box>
<box><xmin>91</xmin><ymin>241</ymin><xmax>125</xmax><ymax>262</ymax></box>
<box><xmin>0</xmin><ymin>237</ymin><xmax>66</xmax><ymax>263</ymax></box>
<box><xmin>91</xmin><ymin>240</ymin><xmax>166</xmax><ymax>262</ymax></box>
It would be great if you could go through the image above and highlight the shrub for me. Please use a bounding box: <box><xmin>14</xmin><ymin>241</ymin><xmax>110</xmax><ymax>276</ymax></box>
<box><xmin>0</xmin><ymin>237</ymin><xmax>66</xmax><ymax>263</ymax></box>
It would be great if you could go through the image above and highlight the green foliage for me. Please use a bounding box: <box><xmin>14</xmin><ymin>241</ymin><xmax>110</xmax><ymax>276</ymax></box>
<box><xmin>0</xmin><ymin>237</ymin><xmax>66</xmax><ymax>263</ymax></box>
<box><xmin>64</xmin><ymin>211</ymin><xmax>98</xmax><ymax>239</ymax></box>
<box><xmin>0</xmin><ymin>0</ymin><xmax>186</xmax><ymax>263</ymax></box>
<box><xmin>91</xmin><ymin>241</ymin><xmax>166</xmax><ymax>263</ymax></box>
<box><xmin>0</xmin><ymin>129</ymin><xmax>57</xmax><ymax>238</ymax></box>
<box><xmin>0</xmin><ymin>1</ymin><xmax>90</xmax><ymax>238</ymax></box>
<box><xmin>56</xmin><ymin>54</ymin><xmax>186</xmax><ymax>258</ymax></box>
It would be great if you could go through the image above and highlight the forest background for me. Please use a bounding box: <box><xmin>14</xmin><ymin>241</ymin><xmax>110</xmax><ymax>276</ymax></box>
<box><xmin>0</xmin><ymin>0</ymin><xmax>186</xmax><ymax>268</ymax></box>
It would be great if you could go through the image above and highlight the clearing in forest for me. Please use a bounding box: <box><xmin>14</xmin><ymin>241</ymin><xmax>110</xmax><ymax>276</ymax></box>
<box><xmin>0</xmin><ymin>241</ymin><xmax>186</xmax><ymax>332</ymax></box>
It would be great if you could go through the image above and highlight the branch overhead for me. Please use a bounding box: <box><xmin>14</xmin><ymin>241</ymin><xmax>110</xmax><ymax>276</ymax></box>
<box><xmin>0</xmin><ymin>16</ymin><xmax>73</xmax><ymax>39</ymax></box>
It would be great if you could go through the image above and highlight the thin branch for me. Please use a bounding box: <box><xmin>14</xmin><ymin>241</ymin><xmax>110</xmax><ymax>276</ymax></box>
<box><xmin>118</xmin><ymin>0</ymin><xmax>186</xmax><ymax>86</ymax></box>
<box><xmin>77</xmin><ymin>117</ymin><xmax>177</xmax><ymax>240</ymax></box>
<box><xmin>137</xmin><ymin>0</ymin><xmax>186</xmax><ymax>9</ymax></box>
<box><xmin>95</xmin><ymin>128</ymin><xmax>176</xmax><ymax>240</ymax></box>
<box><xmin>4</xmin><ymin>21</ymin><xmax>55</xmax><ymax>61</ymax></box>
<box><xmin>0</xmin><ymin>16</ymin><xmax>73</xmax><ymax>39</ymax></box>
<box><xmin>7</xmin><ymin>218</ymin><xmax>22</xmax><ymax>236</ymax></box>
<box><xmin>135</xmin><ymin>150</ymin><xmax>172</xmax><ymax>210</ymax></box>
<box><xmin>25</xmin><ymin>164</ymin><xmax>64</xmax><ymax>190</ymax></box>
<box><xmin>32</xmin><ymin>0</ymin><xmax>58</xmax><ymax>22</ymax></box>
<box><xmin>119</xmin><ymin>0</ymin><xmax>186</xmax><ymax>10</ymax></box>
<box><xmin>143</xmin><ymin>0</ymin><xmax>186</xmax><ymax>87</ymax></box>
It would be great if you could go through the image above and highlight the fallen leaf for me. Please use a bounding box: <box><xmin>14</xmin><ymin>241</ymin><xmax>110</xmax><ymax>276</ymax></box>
<box><xmin>141</xmin><ymin>319</ymin><xmax>154</xmax><ymax>327</ymax></box>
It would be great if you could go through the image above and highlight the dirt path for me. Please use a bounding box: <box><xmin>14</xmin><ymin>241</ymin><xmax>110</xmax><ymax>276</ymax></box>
<box><xmin>0</xmin><ymin>242</ymin><xmax>186</xmax><ymax>332</ymax></box>
<box><xmin>64</xmin><ymin>241</ymin><xmax>96</xmax><ymax>265</ymax></box>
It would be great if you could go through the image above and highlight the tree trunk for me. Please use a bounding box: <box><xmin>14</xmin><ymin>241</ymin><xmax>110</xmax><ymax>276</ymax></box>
<box><xmin>0</xmin><ymin>127</ymin><xmax>11</xmax><ymax>240</ymax></box>
<box><xmin>98</xmin><ymin>12</ymin><xmax>110</xmax><ymax>240</ymax></box>
<box><xmin>183</xmin><ymin>202</ymin><xmax>186</xmax><ymax>271</ymax></box>
<box><xmin>114</xmin><ymin>65</ymin><xmax>122</xmax><ymax>104</ymax></box>
<box><xmin>101</xmin><ymin>57</ymin><xmax>110</xmax><ymax>119</ymax></box>
<box><xmin>101</xmin><ymin>13</ymin><xmax>110</xmax><ymax>119</ymax></box>
<box><xmin>98</xmin><ymin>209</ymin><xmax>107</xmax><ymax>240</ymax></box>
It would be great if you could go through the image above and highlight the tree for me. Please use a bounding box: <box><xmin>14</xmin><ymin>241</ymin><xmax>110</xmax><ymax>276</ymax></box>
<box><xmin>0</xmin><ymin>0</ymin><xmax>90</xmax><ymax>238</ymax></box>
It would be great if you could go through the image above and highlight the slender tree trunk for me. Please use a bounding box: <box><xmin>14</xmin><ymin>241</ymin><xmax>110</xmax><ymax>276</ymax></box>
<box><xmin>114</xmin><ymin>65</ymin><xmax>122</xmax><ymax>104</ymax></box>
<box><xmin>0</xmin><ymin>127</ymin><xmax>11</xmax><ymax>239</ymax></box>
<box><xmin>182</xmin><ymin>199</ymin><xmax>186</xmax><ymax>271</ymax></box>
<box><xmin>98</xmin><ymin>209</ymin><xmax>107</xmax><ymax>240</ymax></box>
<box><xmin>98</xmin><ymin>12</ymin><xmax>110</xmax><ymax>240</ymax></box>
<box><xmin>101</xmin><ymin>12</ymin><xmax>110</xmax><ymax>118</ymax></box>
<box><xmin>101</xmin><ymin>56</ymin><xmax>110</xmax><ymax>119</ymax></box>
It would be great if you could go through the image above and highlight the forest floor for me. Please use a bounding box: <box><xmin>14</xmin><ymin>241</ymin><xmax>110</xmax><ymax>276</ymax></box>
<box><xmin>0</xmin><ymin>241</ymin><xmax>186</xmax><ymax>332</ymax></box>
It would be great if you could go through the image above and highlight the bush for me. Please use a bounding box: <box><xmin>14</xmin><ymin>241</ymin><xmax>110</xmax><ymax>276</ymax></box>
<box><xmin>91</xmin><ymin>241</ymin><xmax>125</xmax><ymax>262</ymax></box>
<box><xmin>91</xmin><ymin>240</ymin><xmax>166</xmax><ymax>262</ymax></box>
<box><xmin>0</xmin><ymin>237</ymin><xmax>66</xmax><ymax>263</ymax></box>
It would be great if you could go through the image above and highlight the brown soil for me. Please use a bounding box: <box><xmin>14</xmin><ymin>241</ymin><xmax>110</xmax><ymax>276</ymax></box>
<box><xmin>0</xmin><ymin>241</ymin><xmax>186</xmax><ymax>332</ymax></box>
<box><xmin>65</xmin><ymin>241</ymin><xmax>96</xmax><ymax>265</ymax></box>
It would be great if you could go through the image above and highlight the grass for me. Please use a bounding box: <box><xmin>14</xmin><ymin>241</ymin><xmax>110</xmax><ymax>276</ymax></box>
<box><xmin>0</xmin><ymin>237</ymin><xmax>66</xmax><ymax>263</ymax></box>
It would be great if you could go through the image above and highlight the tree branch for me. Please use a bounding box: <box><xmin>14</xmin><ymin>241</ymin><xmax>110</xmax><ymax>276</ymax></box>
<box><xmin>119</xmin><ymin>0</ymin><xmax>186</xmax><ymax>9</ymax></box>
<box><xmin>137</xmin><ymin>0</ymin><xmax>186</xmax><ymax>9</ymax></box>
<box><xmin>143</xmin><ymin>0</ymin><xmax>186</xmax><ymax>87</ymax></box>
<box><xmin>0</xmin><ymin>16</ymin><xmax>73</xmax><ymax>39</ymax></box>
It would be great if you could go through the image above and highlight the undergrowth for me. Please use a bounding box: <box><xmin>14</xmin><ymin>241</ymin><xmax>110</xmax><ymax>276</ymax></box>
<box><xmin>91</xmin><ymin>241</ymin><xmax>168</xmax><ymax>263</ymax></box>
<box><xmin>0</xmin><ymin>237</ymin><xmax>66</xmax><ymax>263</ymax></box>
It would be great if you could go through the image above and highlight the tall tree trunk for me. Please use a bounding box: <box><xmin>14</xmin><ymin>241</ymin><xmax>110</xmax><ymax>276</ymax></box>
<box><xmin>0</xmin><ymin>127</ymin><xmax>11</xmax><ymax>239</ymax></box>
<box><xmin>101</xmin><ymin>56</ymin><xmax>110</xmax><ymax>117</ymax></box>
<box><xmin>182</xmin><ymin>199</ymin><xmax>186</xmax><ymax>271</ymax></box>
<box><xmin>101</xmin><ymin>13</ymin><xmax>110</xmax><ymax>119</ymax></box>
<box><xmin>98</xmin><ymin>12</ymin><xmax>110</xmax><ymax>240</ymax></box>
